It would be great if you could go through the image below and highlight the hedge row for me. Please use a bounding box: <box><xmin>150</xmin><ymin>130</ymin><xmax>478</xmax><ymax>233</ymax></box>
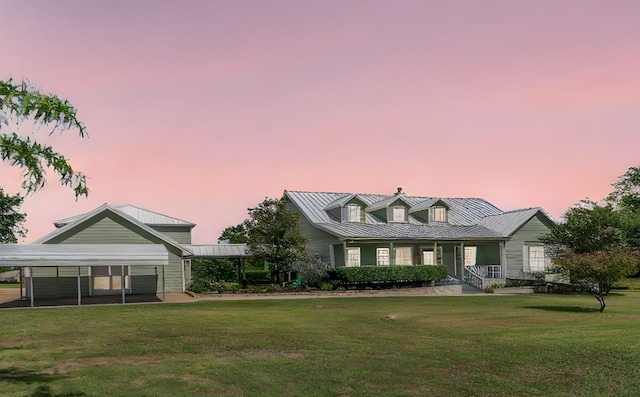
<box><xmin>327</xmin><ymin>265</ymin><xmax>448</xmax><ymax>285</ymax></box>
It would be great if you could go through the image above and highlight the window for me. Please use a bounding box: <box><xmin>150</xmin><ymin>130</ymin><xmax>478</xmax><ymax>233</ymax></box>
<box><xmin>432</xmin><ymin>206</ymin><xmax>447</xmax><ymax>222</ymax></box>
<box><xmin>377</xmin><ymin>248</ymin><xmax>390</xmax><ymax>266</ymax></box>
<box><xmin>464</xmin><ymin>247</ymin><xmax>477</xmax><ymax>266</ymax></box>
<box><xmin>422</xmin><ymin>250</ymin><xmax>435</xmax><ymax>265</ymax></box>
<box><xmin>346</xmin><ymin>247</ymin><xmax>361</xmax><ymax>267</ymax></box>
<box><xmin>391</xmin><ymin>206</ymin><xmax>407</xmax><ymax>222</ymax></box>
<box><xmin>527</xmin><ymin>246</ymin><xmax>547</xmax><ymax>272</ymax></box>
<box><xmin>394</xmin><ymin>247</ymin><xmax>413</xmax><ymax>265</ymax></box>
<box><xmin>342</xmin><ymin>204</ymin><xmax>361</xmax><ymax>222</ymax></box>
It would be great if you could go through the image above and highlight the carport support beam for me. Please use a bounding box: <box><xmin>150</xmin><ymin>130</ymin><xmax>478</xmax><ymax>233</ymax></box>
<box><xmin>77</xmin><ymin>266</ymin><xmax>81</xmax><ymax>306</ymax></box>
<box><xmin>29</xmin><ymin>266</ymin><xmax>34</xmax><ymax>308</ymax></box>
<box><xmin>121</xmin><ymin>265</ymin><xmax>125</xmax><ymax>304</ymax></box>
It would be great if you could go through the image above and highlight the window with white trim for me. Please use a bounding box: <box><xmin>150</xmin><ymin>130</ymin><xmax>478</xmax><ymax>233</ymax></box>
<box><xmin>342</xmin><ymin>204</ymin><xmax>361</xmax><ymax>222</ymax></box>
<box><xmin>346</xmin><ymin>247</ymin><xmax>361</xmax><ymax>267</ymax></box>
<box><xmin>376</xmin><ymin>248</ymin><xmax>390</xmax><ymax>266</ymax></box>
<box><xmin>394</xmin><ymin>247</ymin><xmax>413</xmax><ymax>265</ymax></box>
<box><xmin>422</xmin><ymin>250</ymin><xmax>435</xmax><ymax>265</ymax></box>
<box><xmin>391</xmin><ymin>206</ymin><xmax>407</xmax><ymax>222</ymax></box>
<box><xmin>432</xmin><ymin>206</ymin><xmax>447</xmax><ymax>222</ymax></box>
<box><xmin>464</xmin><ymin>246</ymin><xmax>477</xmax><ymax>266</ymax></box>
<box><xmin>527</xmin><ymin>246</ymin><xmax>547</xmax><ymax>272</ymax></box>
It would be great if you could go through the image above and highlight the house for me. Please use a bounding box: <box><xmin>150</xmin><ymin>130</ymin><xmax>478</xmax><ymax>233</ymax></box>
<box><xmin>284</xmin><ymin>189</ymin><xmax>556</xmax><ymax>288</ymax></box>
<box><xmin>0</xmin><ymin>204</ymin><xmax>251</xmax><ymax>306</ymax></box>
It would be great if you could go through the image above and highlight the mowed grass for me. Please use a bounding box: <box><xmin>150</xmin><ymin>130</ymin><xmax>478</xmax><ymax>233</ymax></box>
<box><xmin>0</xmin><ymin>292</ymin><xmax>638</xmax><ymax>397</ymax></box>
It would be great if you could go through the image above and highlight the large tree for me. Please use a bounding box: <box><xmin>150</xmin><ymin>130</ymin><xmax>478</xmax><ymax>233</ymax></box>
<box><xmin>0</xmin><ymin>78</ymin><xmax>88</xmax><ymax>242</ymax></box>
<box><xmin>246</xmin><ymin>197</ymin><xmax>307</xmax><ymax>286</ymax></box>
<box><xmin>541</xmin><ymin>168</ymin><xmax>640</xmax><ymax>312</ymax></box>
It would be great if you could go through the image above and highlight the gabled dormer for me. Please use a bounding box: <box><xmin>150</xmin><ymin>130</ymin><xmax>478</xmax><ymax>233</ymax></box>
<box><xmin>324</xmin><ymin>194</ymin><xmax>367</xmax><ymax>223</ymax></box>
<box><xmin>367</xmin><ymin>188</ymin><xmax>411</xmax><ymax>223</ymax></box>
<box><xmin>409</xmin><ymin>198</ymin><xmax>449</xmax><ymax>224</ymax></box>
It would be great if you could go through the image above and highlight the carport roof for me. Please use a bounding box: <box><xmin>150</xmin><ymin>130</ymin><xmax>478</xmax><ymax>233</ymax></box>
<box><xmin>0</xmin><ymin>244</ymin><xmax>169</xmax><ymax>267</ymax></box>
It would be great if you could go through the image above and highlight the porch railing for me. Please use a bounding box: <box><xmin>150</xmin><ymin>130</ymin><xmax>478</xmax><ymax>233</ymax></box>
<box><xmin>463</xmin><ymin>265</ymin><xmax>504</xmax><ymax>291</ymax></box>
<box><xmin>463</xmin><ymin>266</ymin><xmax>485</xmax><ymax>290</ymax></box>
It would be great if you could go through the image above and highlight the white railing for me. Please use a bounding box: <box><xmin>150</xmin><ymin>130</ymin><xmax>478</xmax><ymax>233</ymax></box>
<box><xmin>463</xmin><ymin>265</ymin><xmax>504</xmax><ymax>291</ymax></box>
<box><xmin>463</xmin><ymin>266</ymin><xmax>485</xmax><ymax>290</ymax></box>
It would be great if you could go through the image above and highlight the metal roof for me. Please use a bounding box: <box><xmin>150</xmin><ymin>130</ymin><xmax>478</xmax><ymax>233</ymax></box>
<box><xmin>185</xmin><ymin>244</ymin><xmax>252</xmax><ymax>258</ymax></box>
<box><xmin>285</xmin><ymin>190</ymin><xmax>551</xmax><ymax>240</ymax></box>
<box><xmin>54</xmin><ymin>204</ymin><xmax>195</xmax><ymax>228</ymax></box>
<box><xmin>478</xmin><ymin>208</ymin><xmax>556</xmax><ymax>237</ymax></box>
<box><xmin>0</xmin><ymin>244</ymin><xmax>168</xmax><ymax>267</ymax></box>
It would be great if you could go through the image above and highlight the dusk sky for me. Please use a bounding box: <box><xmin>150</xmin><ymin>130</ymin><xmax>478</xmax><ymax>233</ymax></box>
<box><xmin>1</xmin><ymin>0</ymin><xmax>639</xmax><ymax>243</ymax></box>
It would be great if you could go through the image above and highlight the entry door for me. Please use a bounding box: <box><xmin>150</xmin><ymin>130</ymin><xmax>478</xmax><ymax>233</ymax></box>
<box><xmin>91</xmin><ymin>266</ymin><xmax>130</xmax><ymax>295</ymax></box>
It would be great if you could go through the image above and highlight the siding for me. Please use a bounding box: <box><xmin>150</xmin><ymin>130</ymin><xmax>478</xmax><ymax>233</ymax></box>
<box><xmin>505</xmin><ymin>213</ymin><xmax>552</xmax><ymax>279</ymax></box>
<box><xmin>287</xmin><ymin>202</ymin><xmax>342</xmax><ymax>264</ymax></box>
<box><xmin>44</xmin><ymin>213</ymin><xmax>184</xmax><ymax>293</ymax></box>
<box><xmin>149</xmin><ymin>226</ymin><xmax>192</xmax><ymax>244</ymax></box>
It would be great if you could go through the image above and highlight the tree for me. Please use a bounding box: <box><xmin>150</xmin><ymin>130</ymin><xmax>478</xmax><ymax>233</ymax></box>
<box><xmin>540</xmin><ymin>200</ymin><xmax>639</xmax><ymax>312</ymax></box>
<box><xmin>1</xmin><ymin>78</ymin><xmax>88</xmax><ymax>242</ymax></box>
<box><xmin>608</xmin><ymin>165</ymin><xmax>640</xmax><ymax>213</ymax></box>
<box><xmin>0</xmin><ymin>188</ymin><xmax>26</xmax><ymax>243</ymax></box>
<box><xmin>218</xmin><ymin>220</ymin><xmax>250</xmax><ymax>244</ymax></box>
<box><xmin>246</xmin><ymin>197</ymin><xmax>307</xmax><ymax>286</ymax></box>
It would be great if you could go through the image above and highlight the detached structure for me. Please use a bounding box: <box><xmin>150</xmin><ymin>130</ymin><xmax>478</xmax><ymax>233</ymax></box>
<box><xmin>284</xmin><ymin>189</ymin><xmax>556</xmax><ymax>289</ymax></box>
<box><xmin>0</xmin><ymin>204</ymin><xmax>251</xmax><ymax>307</ymax></box>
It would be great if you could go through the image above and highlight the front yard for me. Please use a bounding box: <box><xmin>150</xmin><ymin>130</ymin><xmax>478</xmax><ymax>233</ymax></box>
<box><xmin>0</xmin><ymin>292</ymin><xmax>638</xmax><ymax>396</ymax></box>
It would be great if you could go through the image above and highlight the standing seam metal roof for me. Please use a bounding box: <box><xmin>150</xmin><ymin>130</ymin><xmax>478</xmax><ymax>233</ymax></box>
<box><xmin>285</xmin><ymin>190</ymin><xmax>552</xmax><ymax>240</ymax></box>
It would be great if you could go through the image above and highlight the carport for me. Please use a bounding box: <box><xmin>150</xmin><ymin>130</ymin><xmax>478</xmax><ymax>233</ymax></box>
<box><xmin>0</xmin><ymin>244</ymin><xmax>168</xmax><ymax>307</ymax></box>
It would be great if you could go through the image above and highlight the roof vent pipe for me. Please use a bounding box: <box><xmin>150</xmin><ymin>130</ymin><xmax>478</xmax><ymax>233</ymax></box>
<box><xmin>396</xmin><ymin>187</ymin><xmax>404</xmax><ymax>195</ymax></box>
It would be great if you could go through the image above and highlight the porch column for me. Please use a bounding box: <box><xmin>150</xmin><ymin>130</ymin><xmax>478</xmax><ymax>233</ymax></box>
<box><xmin>181</xmin><ymin>259</ymin><xmax>186</xmax><ymax>293</ymax></box>
<box><xmin>389</xmin><ymin>242</ymin><xmax>394</xmax><ymax>265</ymax></box>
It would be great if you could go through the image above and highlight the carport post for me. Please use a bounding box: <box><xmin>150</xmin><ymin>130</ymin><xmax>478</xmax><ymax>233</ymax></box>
<box><xmin>121</xmin><ymin>265</ymin><xmax>126</xmax><ymax>304</ymax></box>
<box><xmin>29</xmin><ymin>266</ymin><xmax>34</xmax><ymax>308</ymax></box>
<box><xmin>77</xmin><ymin>266</ymin><xmax>82</xmax><ymax>306</ymax></box>
<box><xmin>162</xmin><ymin>265</ymin><xmax>165</xmax><ymax>302</ymax></box>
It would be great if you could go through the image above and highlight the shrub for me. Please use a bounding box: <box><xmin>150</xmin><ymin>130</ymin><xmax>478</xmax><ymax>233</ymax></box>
<box><xmin>192</xmin><ymin>258</ymin><xmax>237</xmax><ymax>283</ymax></box>
<box><xmin>327</xmin><ymin>265</ymin><xmax>448</xmax><ymax>288</ymax></box>
<box><xmin>289</xmin><ymin>256</ymin><xmax>330</xmax><ymax>287</ymax></box>
<box><xmin>245</xmin><ymin>270</ymin><xmax>271</xmax><ymax>284</ymax></box>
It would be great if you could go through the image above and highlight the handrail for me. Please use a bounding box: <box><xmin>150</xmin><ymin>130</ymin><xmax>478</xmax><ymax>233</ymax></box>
<box><xmin>463</xmin><ymin>267</ymin><xmax>485</xmax><ymax>290</ymax></box>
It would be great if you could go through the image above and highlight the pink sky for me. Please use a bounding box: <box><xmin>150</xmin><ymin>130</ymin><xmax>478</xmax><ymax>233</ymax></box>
<box><xmin>1</xmin><ymin>0</ymin><xmax>639</xmax><ymax>243</ymax></box>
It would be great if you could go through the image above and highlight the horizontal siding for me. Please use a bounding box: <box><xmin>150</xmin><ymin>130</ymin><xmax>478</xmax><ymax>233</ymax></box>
<box><xmin>289</xmin><ymin>202</ymin><xmax>342</xmax><ymax>264</ymax></box>
<box><xmin>42</xmin><ymin>213</ymin><xmax>186</xmax><ymax>293</ymax></box>
<box><xmin>505</xmin><ymin>214</ymin><xmax>551</xmax><ymax>279</ymax></box>
<box><xmin>149</xmin><ymin>226</ymin><xmax>192</xmax><ymax>244</ymax></box>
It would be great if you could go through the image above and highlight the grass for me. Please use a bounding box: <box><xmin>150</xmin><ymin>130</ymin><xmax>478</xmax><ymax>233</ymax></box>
<box><xmin>0</xmin><ymin>283</ymin><xmax>20</xmax><ymax>288</ymax></box>
<box><xmin>0</xmin><ymin>292</ymin><xmax>639</xmax><ymax>397</ymax></box>
<box><xmin>612</xmin><ymin>277</ymin><xmax>640</xmax><ymax>290</ymax></box>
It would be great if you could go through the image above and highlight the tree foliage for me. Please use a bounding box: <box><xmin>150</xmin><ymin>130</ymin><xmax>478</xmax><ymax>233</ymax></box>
<box><xmin>246</xmin><ymin>197</ymin><xmax>307</xmax><ymax>285</ymax></box>
<box><xmin>541</xmin><ymin>166</ymin><xmax>640</xmax><ymax>312</ymax></box>
<box><xmin>0</xmin><ymin>187</ymin><xmax>26</xmax><ymax>243</ymax></box>
<box><xmin>0</xmin><ymin>78</ymin><xmax>88</xmax><ymax>242</ymax></box>
<box><xmin>218</xmin><ymin>220</ymin><xmax>250</xmax><ymax>244</ymax></box>
<box><xmin>1</xmin><ymin>78</ymin><xmax>88</xmax><ymax>197</ymax></box>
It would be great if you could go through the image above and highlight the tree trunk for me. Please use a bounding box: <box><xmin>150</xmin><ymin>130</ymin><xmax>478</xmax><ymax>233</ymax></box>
<box><xmin>595</xmin><ymin>294</ymin><xmax>606</xmax><ymax>313</ymax></box>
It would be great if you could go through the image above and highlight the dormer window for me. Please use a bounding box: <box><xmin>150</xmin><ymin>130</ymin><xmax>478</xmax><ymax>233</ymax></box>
<box><xmin>342</xmin><ymin>204</ymin><xmax>362</xmax><ymax>222</ymax></box>
<box><xmin>432</xmin><ymin>206</ymin><xmax>447</xmax><ymax>222</ymax></box>
<box><xmin>391</xmin><ymin>206</ymin><xmax>407</xmax><ymax>222</ymax></box>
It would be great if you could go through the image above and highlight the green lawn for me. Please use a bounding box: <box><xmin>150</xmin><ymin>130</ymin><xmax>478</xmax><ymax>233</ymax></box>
<box><xmin>1</xmin><ymin>292</ymin><xmax>639</xmax><ymax>397</ymax></box>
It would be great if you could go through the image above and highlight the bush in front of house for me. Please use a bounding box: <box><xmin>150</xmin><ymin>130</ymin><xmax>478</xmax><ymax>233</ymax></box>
<box><xmin>245</xmin><ymin>269</ymin><xmax>271</xmax><ymax>284</ymax></box>
<box><xmin>189</xmin><ymin>258</ymin><xmax>238</xmax><ymax>292</ymax></box>
<box><xmin>327</xmin><ymin>265</ymin><xmax>448</xmax><ymax>288</ymax></box>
